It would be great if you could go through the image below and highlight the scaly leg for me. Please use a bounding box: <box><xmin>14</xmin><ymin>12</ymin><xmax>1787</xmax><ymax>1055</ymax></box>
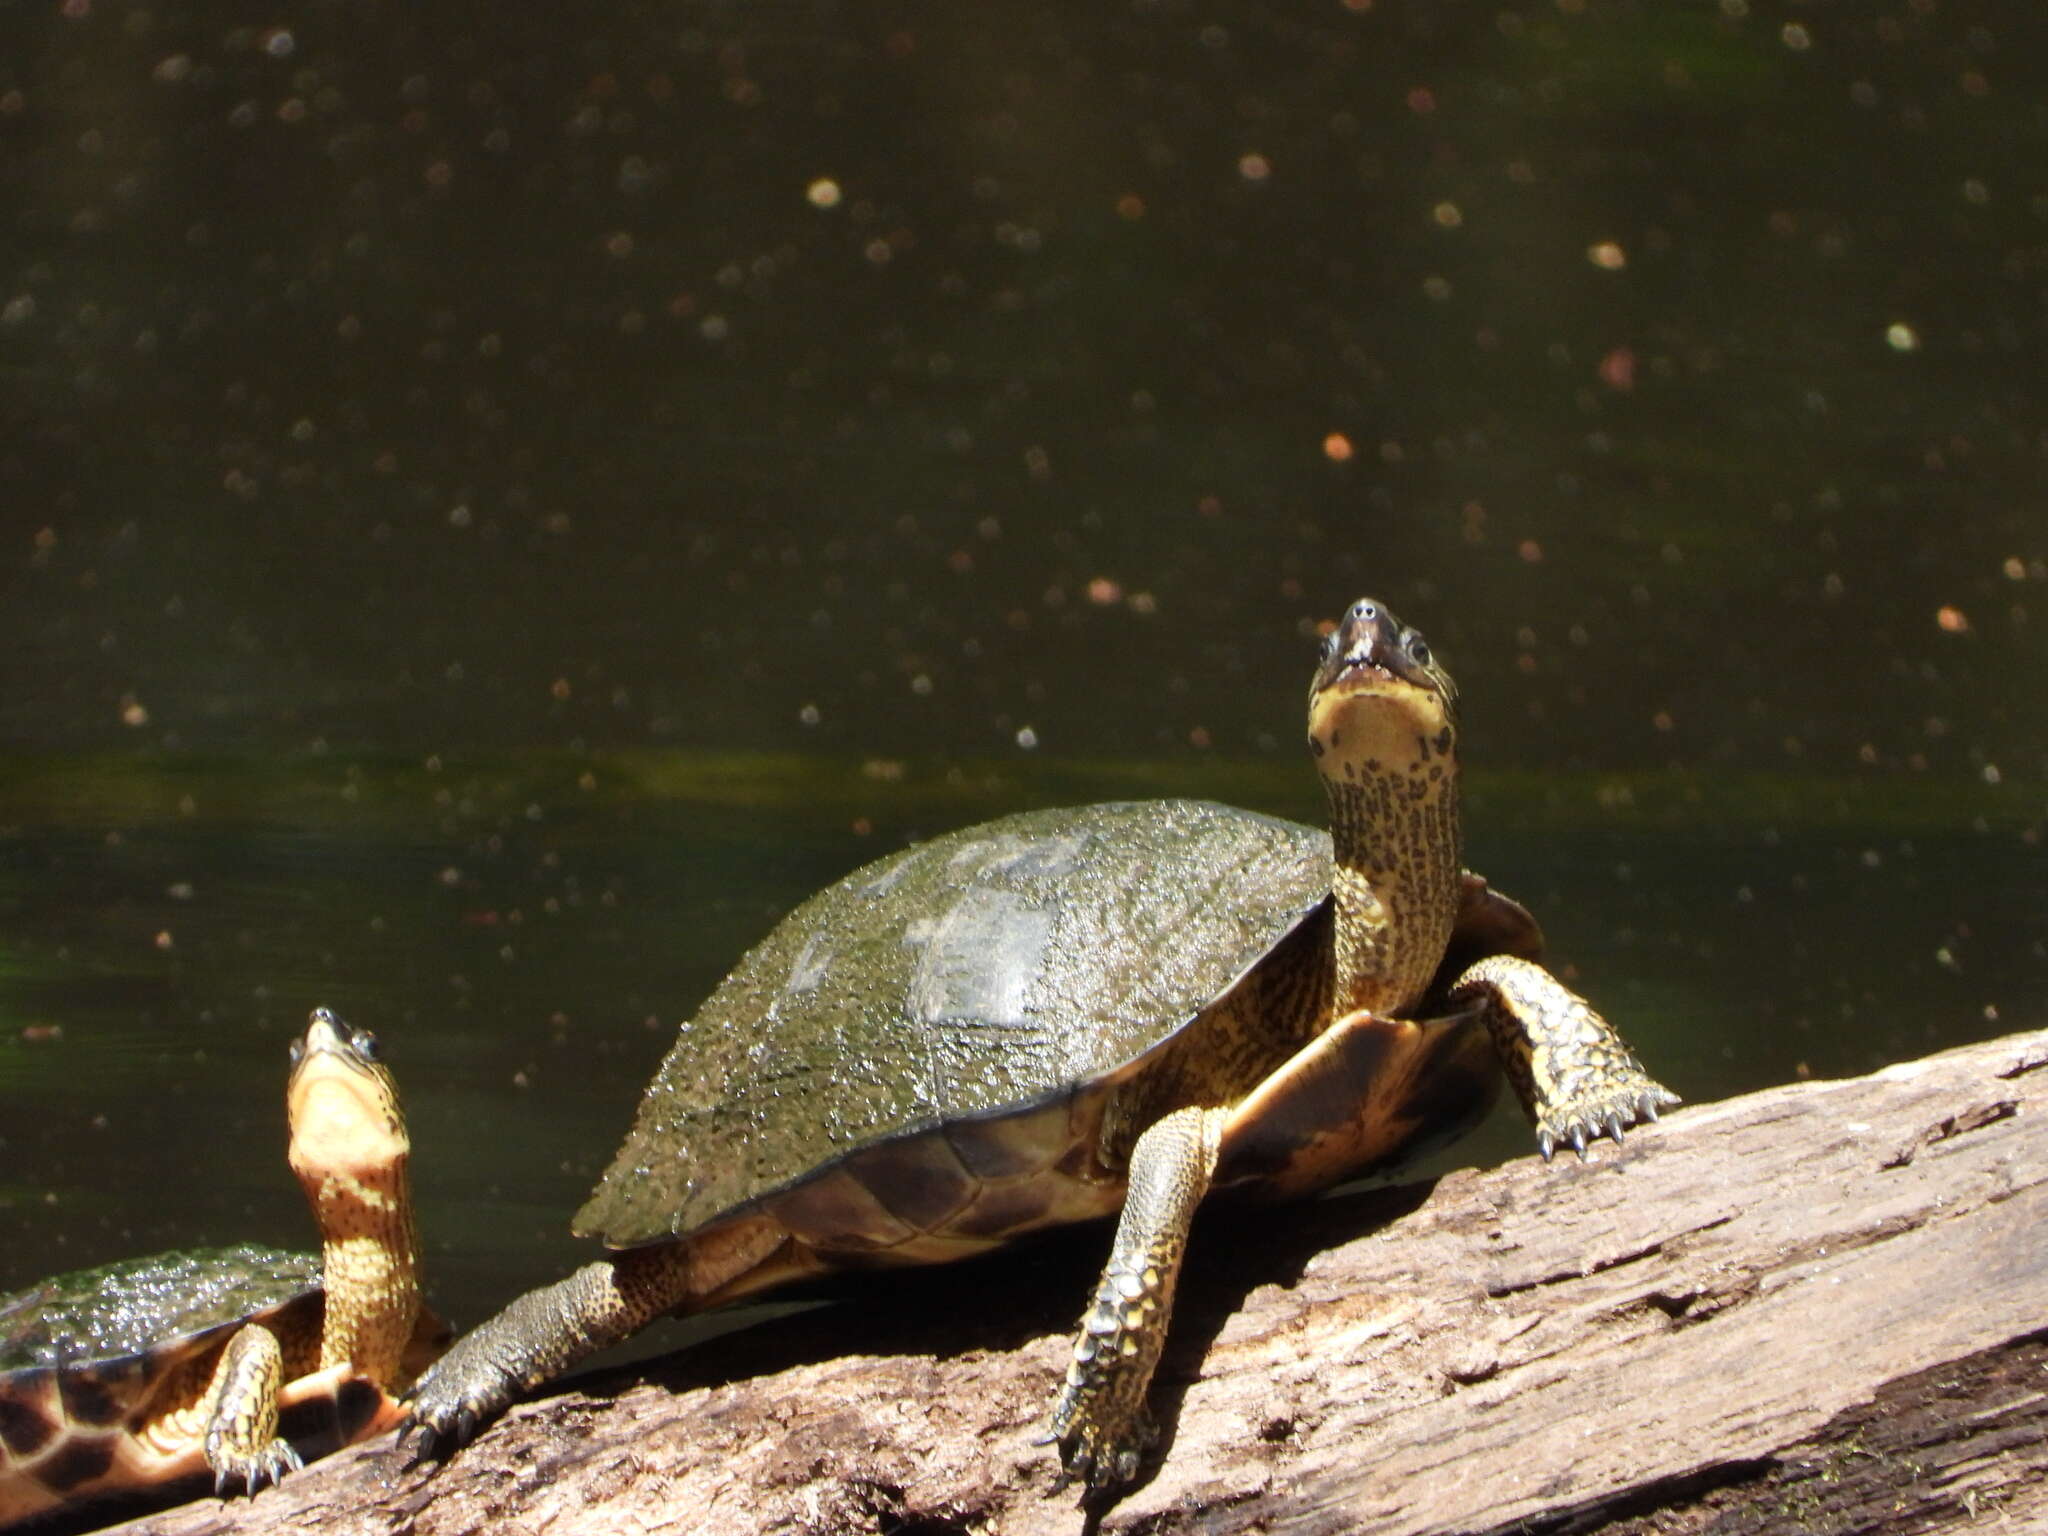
<box><xmin>201</xmin><ymin>1325</ymin><xmax>302</xmax><ymax>1495</ymax></box>
<box><xmin>404</xmin><ymin>1246</ymin><xmax>691</xmax><ymax>1452</ymax></box>
<box><xmin>1047</xmin><ymin>1103</ymin><xmax>1225</xmax><ymax>1496</ymax></box>
<box><xmin>1448</xmin><ymin>954</ymin><xmax>1679</xmax><ymax>1159</ymax></box>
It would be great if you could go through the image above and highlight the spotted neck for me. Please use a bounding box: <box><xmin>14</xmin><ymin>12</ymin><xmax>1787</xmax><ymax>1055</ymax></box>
<box><xmin>286</xmin><ymin>1023</ymin><xmax>425</xmax><ymax>1392</ymax></box>
<box><xmin>303</xmin><ymin>1151</ymin><xmax>422</xmax><ymax>1387</ymax></box>
<box><xmin>1321</xmin><ymin>732</ymin><xmax>1462</xmax><ymax>1018</ymax></box>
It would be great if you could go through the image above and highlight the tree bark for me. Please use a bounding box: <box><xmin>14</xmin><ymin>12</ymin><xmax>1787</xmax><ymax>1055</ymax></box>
<box><xmin>106</xmin><ymin>1029</ymin><xmax>2048</xmax><ymax>1536</ymax></box>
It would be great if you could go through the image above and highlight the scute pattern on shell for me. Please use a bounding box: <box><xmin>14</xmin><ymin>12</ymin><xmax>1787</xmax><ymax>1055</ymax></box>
<box><xmin>577</xmin><ymin>800</ymin><xmax>1332</xmax><ymax>1247</ymax></box>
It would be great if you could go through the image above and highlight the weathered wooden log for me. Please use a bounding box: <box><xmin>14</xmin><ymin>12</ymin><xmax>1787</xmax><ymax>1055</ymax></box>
<box><xmin>103</xmin><ymin>1029</ymin><xmax>2048</xmax><ymax>1536</ymax></box>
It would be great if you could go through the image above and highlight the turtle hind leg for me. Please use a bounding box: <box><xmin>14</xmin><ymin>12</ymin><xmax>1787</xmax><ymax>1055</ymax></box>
<box><xmin>1047</xmin><ymin>1103</ymin><xmax>1224</xmax><ymax>1498</ymax></box>
<box><xmin>1448</xmin><ymin>954</ymin><xmax>1679</xmax><ymax>1160</ymax></box>
<box><xmin>200</xmin><ymin>1324</ymin><xmax>303</xmax><ymax>1495</ymax></box>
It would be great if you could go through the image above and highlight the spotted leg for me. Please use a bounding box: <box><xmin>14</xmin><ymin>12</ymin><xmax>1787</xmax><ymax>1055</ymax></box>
<box><xmin>404</xmin><ymin>1246</ymin><xmax>692</xmax><ymax>1453</ymax></box>
<box><xmin>201</xmin><ymin>1325</ymin><xmax>302</xmax><ymax>1496</ymax></box>
<box><xmin>1047</xmin><ymin>1103</ymin><xmax>1225</xmax><ymax>1497</ymax></box>
<box><xmin>1447</xmin><ymin>954</ymin><xmax>1679</xmax><ymax>1159</ymax></box>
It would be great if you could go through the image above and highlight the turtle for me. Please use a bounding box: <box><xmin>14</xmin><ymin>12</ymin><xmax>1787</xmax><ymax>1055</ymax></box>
<box><xmin>405</xmin><ymin>597</ymin><xmax>1677</xmax><ymax>1494</ymax></box>
<box><xmin>0</xmin><ymin>1009</ymin><xmax>446</xmax><ymax>1528</ymax></box>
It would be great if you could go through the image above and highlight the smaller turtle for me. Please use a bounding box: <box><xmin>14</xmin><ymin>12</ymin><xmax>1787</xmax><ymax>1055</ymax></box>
<box><xmin>0</xmin><ymin>1009</ymin><xmax>444</xmax><ymax>1529</ymax></box>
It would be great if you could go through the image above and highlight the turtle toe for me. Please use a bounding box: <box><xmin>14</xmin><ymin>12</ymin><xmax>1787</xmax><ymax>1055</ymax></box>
<box><xmin>402</xmin><ymin>1348</ymin><xmax>516</xmax><ymax>1458</ymax></box>
<box><xmin>1047</xmin><ymin>1384</ymin><xmax>1158</xmax><ymax>1502</ymax></box>
<box><xmin>209</xmin><ymin>1435</ymin><xmax>302</xmax><ymax>1498</ymax></box>
<box><xmin>1534</xmin><ymin>1068</ymin><xmax>1680</xmax><ymax>1161</ymax></box>
<box><xmin>257</xmin><ymin>1439</ymin><xmax>305</xmax><ymax>1491</ymax></box>
<box><xmin>1049</xmin><ymin>1412</ymin><xmax>1153</xmax><ymax>1501</ymax></box>
<box><xmin>396</xmin><ymin>1397</ymin><xmax>475</xmax><ymax>1460</ymax></box>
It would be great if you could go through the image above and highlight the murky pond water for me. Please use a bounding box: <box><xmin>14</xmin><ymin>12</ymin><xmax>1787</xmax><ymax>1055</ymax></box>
<box><xmin>2</xmin><ymin>2</ymin><xmax>2044</xmax><ymax>1345</ymax></box>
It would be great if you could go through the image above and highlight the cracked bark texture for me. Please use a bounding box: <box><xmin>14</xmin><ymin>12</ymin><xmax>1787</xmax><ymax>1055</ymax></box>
<box><xmin>93</xmin><ymin>1028</ymin><xmax>2048</xmax><ymax>1536</ymax></box>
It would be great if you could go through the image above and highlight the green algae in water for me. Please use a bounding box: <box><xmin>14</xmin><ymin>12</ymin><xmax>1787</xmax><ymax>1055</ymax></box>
<box><xmin>0</xmin><ymin>747</ymin><xmax>2029</xmax><ymax>836</ymax></box>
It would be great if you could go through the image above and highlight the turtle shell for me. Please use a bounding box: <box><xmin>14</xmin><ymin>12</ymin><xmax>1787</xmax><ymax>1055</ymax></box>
<box><xmin>578</xmin><ymin>799</ymin><xmax>1339</xmax><ymax>1247</ymax></box>
<box><xmin>0</xmin><ymin>1245</ymin><xmax>321</xmax><ymax>1373</ymax></box>
<box><xmin>0</xmin><ymin>1246</ymin><xmax>325</xmax><ymax>1511</ymax></box>
<box><xmin>0</xmin><ymin>1246</ymin><xmax>414</xmax><ymax>1526</ymax></box>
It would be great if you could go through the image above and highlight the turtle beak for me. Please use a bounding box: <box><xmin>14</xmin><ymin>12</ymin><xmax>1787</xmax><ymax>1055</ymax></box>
<box><xmin>1312</xmin><ymin>598</ymin><xmax>1452</xmax><ymax>706</ymax></box>
<box><xmin>290</xmin><ymin>1007</ymin><xmax>383</xmax><ymax>1090</ymax></box>
<box><xmin>295</xmin><ymin>1008</ymin><xmax>350</xmax><ymax>1069</ymax></box>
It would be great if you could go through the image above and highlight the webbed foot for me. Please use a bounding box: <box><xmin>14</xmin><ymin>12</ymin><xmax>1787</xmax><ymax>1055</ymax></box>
<box><xmin>1534</xmin><ymin>1077</ymin><xmax>1679</xmax><ymax>1161</ymax></box>
<box><xmin>1044</xmin><ymin>1394</ymin><xmax>1157</xmax><ymax>1501</ymax></box>
<box><xmin>402</xmin><ymin>1259</ymin><xmax>658</xmax><ymax>1461</ymax></box>
<box><xmin>1447</xmin><ymin>954</ymin><xmax>1680</xmax><ymax>1162</ymax></box>
<box><xmin>206</xmin><ymin>1433</ymin><xmax>302</xmax><ymax>1497</ymax></box>
<box><xmin>401</xmin><ymin>1342</ymin><xmax>516</xmax><ymax>1460</ymax></box>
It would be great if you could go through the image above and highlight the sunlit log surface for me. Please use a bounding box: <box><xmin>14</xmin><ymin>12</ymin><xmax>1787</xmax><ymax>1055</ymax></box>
<box><xmin>101</xmin><ymin>1028</ymin><xmax>2048</xmax><ymax>1536</ymax></box>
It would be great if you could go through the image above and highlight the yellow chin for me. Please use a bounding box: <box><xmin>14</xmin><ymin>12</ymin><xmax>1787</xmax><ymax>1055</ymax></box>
<box><xmin>288</xmin><ymin>1069</ymin><xmax>406</xmax><ymax>1181</ymax></box>
<box><xmin>1307</xmin><ymin>674</ymin><xmax>1455</xmax><ymax>774</ymax></box>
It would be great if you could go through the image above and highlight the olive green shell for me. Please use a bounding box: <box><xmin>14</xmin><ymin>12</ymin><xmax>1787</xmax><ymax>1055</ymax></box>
<box><xmin>0</xmin><ymin>1245</ymin><xmax>321</xmax><ymax>1375</ymax></box>
<box><xmin>578</xmin><ymin>799</ymin><xmax>1331</xmax><ymax>1246</ymax></box>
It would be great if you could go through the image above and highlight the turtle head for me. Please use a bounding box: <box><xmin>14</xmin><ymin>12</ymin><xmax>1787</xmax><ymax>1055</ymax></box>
<box><xmin>1307</xmin><ymin>598</ymin><xmax>1458</xmax><ymax>775</ymax></box>
<box><xmin>1309</xmin><ymin>599</ymin><xmax>1464</xmax><ymax>1014</ymax></box>
<box><xmin>287</xmin><ymin>1007</ymin><xmax>409</xmax><ymax>1205</ymax></box>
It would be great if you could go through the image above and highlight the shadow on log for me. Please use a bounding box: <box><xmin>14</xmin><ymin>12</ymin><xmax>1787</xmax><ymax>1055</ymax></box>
<box><xmin>102</xmin><ymin>1029</ymin><xmax>2048</xmax><ymax>1536</ymax></box>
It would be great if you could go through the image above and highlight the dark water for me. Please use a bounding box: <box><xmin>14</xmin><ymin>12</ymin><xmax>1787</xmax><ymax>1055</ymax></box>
<box><xmin>2</xmin><ymin>2</ymin><xmax>2044</xmax><ymax>1338</ymax></box>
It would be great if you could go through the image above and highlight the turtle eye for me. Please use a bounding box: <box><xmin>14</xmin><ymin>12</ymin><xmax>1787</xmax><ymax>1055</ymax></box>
<box><xmin>350</xmin><ymin>1027</ymin><xmax>381</xmax><ymax>1061</ymax></box>
<box><xmin>1408</xmin><ymin>633</ymin><xmax>1431</xmax><ymax>665</ymax></box>
<box><xmin>1318</xmin><ymin>630</ymin><xmax>1337</xmax><ymax>662</ymax></box>
<box><xmin>288</xmin><ymin>1038</ymin><xmax>305</xmax><ymax>1067</ymax></box>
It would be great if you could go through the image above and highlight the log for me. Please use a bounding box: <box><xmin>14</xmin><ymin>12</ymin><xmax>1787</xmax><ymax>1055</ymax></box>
<box><xmin>102</xmin><ymin>1029</ymin><xmax>2048</xmax><ymax>1536</ymax></box>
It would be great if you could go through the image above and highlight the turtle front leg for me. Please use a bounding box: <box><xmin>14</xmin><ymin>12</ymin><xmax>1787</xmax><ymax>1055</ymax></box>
<box><xmin>1048</xmin><ymin>1103</ymin><xmax>1225</xmax><ymax>1497</ymax></box>
<box><xmin>1448</xmin><ymin>954</ymin><xmax>1679</xmax><ymax>1159</ymax></box>
<box><xmin>201</xmin><ymin>1324</ymin><xmax>303</xmax><ymax>1495</ymax></box>
<box><xmin>404</xmin><ymin>1246</ymin><xmax>690</xmax><ymax>1453</ymax></box>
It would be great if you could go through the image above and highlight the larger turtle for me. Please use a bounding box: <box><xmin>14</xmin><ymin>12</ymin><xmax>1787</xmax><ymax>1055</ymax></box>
<box><xmin>0</xmin><ymin>1009</ymin><xmax>445</xmax><ymax>1528</ymax></box>
<box><xmin>406</xmin><ymin>598</ymin><xmax>1676</xmax><ymax>1492</ymax></box>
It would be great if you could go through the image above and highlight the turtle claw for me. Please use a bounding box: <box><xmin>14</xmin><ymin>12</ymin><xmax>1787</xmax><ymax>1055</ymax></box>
<box><xmin>1047</xmin><ymin>1411</ymin><xmax>1154</xmax><ymax>1503</ymax></box>
<box><xmin>1533</xmin><ymin>1073</ymin><xmax>1680</xmax><ymax>1164</ymax></box>
<box><xmin>265</xmin><ymin>1442</ymin><xmax>304</xmax><ymax>1490</ymax></box>
<box><xmin>211</xmin><ymin>1438</ymin><xmax>302</xmax><ymax>1499</ymax></box>
<box><xmin>397</xmin><ymin>1404</ymin><xmax>476</xmax><ymax>1463</ymax></box>
<box><xmin>396</xmin><ymin>1417</ymin><xmax>437</xmax><ymax>1458</ymax></box>
<box><xmin>401</xmin><ymin>1354</ymin><xmax>512</xmax><ymax>1461</ymax></box>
